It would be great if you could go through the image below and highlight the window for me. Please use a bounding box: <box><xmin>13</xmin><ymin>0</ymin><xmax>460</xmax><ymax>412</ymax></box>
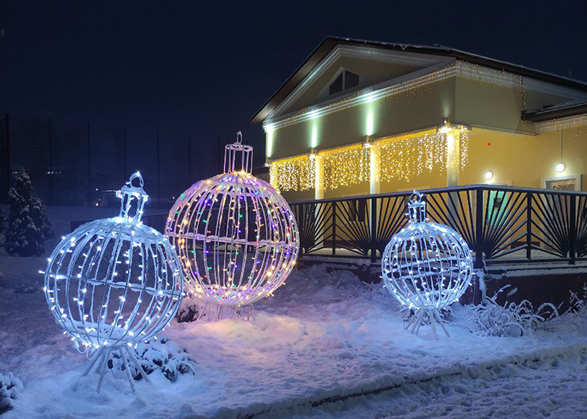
<box><xmin>345</xmin><ymin>71</ymin><xmax>359</xmax><ymax>89</ymax></box>
<box><xmin>329</xmin><ymin>73</ymin><xmax>344</xmax><ymax>95</ymax></box>
<box><xmin>328</xmin><ymin>70</ymin><xmax>360</xmax><ymax>96</ymax></box>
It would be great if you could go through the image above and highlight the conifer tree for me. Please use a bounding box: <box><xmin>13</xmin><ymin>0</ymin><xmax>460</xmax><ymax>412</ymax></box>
<box><xmin>5</xmin><ymin>169</ymin><xmax>48</xmax><ymax>256</ymax></box>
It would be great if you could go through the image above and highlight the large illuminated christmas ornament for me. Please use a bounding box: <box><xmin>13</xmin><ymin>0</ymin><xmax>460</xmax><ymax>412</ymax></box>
<box><xmin>166</xmin><ymin>132</ymin><xmax>299</xmax><ymax>317</ymax></box>
<box><xmin>43</xmin><ymin>172</ymin><xmax>183</xmax><ymax>393</ymax></box>
<box><xmin>381</xmin><ymin>191</ymin><xmax>473</xmax><ymax>338</ymax></box>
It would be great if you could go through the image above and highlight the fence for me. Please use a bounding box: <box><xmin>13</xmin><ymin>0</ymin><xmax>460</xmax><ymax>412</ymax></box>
<box><xmin>0</xmin><ymin>113</ymin><xmax>223</xmax><ymax>206</ymax></box>
<box><xmin>290</xmin><ymin>185</ymin><xmax>587</xmax><ymax>267</ymax></box>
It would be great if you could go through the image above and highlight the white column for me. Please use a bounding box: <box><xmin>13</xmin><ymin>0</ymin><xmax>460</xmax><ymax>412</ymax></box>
<box><xmin>369</xmin><ymin>142</ymin><xmax>380</xmax><ymax>195</ymax></box>
<box><xmin>446</xmin><ymin>129</ymin><xmax>461</xmax><ymax>187</ymax></box>
<box><xmin>314</xmin><ymin>154</ymin><xmax>324</xmax><ymax>200</ymax></box>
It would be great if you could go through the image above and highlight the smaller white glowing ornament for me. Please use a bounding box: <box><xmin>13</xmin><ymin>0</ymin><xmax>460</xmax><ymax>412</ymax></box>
<box><xmin>556</xmin><ymin>163</ymin><xmax>565</xmax><ymax>173</ymax></box>
<box><xmin>484</xmin><ymin>171</ymin><xmax>494</xmax><ymax>180</ymax></box>
<box><xmin>381</xmin><ymin>191</ymin><xmax>473</xmax><ymax>338</ymax></box>
<box><xmin>166</xmin><ymin>132</ymin><xmax>299</xmax><ymax>318</ymax></box>
<box><xmin>43</xmin><ymin>172</ymin><xmax>184</xmax><ymax>393</ymax></box>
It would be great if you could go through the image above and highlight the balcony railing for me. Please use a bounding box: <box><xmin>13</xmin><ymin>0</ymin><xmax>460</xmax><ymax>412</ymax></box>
<box><xmin>289</xmin><ymin>185</ymin><xmax>587</xmax><ymax>267</ymax></box>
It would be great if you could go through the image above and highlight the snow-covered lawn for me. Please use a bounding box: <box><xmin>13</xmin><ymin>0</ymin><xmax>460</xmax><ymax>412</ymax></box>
<box><xmin>1</xmin><ymin>207</ymin><xmax>587</xmax><ymax>418</ymax></box>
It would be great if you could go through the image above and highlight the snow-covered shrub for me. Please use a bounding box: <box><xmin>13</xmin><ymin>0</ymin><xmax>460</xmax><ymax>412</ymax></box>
<box><xmin>568</xmin><ymin>283</ymin><xmax>587</xmax><ymax>317</ymax></box>
<box><xmin>110</xmin><ymin>338</ymin><xmax>196</xmax><ymax>382</ymax></box>
<box><xmin>463</xmin><ymin>286</ymin><xmax>559</xmax><ymax>337</ymax></box>
<box><xmin>176</xmin><ymin>297</ymin><xmax>201</xmax><ymax>323</ymax></box>
<box><xmin>0</xmin><ymin>372</ymin><xmax>23</xmax><ymax>414</ymax></box>
<box><xmin>5</xmin><ymin>169</ymin><xmax>51</xmax><ymax>256</ymax></box>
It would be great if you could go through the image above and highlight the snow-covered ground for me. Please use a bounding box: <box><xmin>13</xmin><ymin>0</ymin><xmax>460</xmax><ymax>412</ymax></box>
<box><xmin>1</xmin><ymin>207</ymin><xmax>587</xmax><ymax>418</ymax></box>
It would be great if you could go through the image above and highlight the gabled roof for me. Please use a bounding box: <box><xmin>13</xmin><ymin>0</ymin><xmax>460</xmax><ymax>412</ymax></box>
<box><xmin>250</xmin><ymin>36</ymin><xmax>587</xmax><ymax>124</ymax></box>
<box><xmin>523</xmin><ymin>99</ymin><xmax>587</xmax><ymax>122</ymax></box>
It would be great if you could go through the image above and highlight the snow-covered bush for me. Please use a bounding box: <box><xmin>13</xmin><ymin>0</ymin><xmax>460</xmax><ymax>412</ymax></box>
<box><xmin>463</xmin><ymin>286</ymin><xmax>559</xmax><ymax>337</ymax></box>
<box><xmin>568</xmin><ymin>283</ymin><xmax>587</xmax><ymax>317</ymax></box>
<box><xmin>5</xmin><ymin>169</ymin><xmax>52</xmax><ymax>256</ymax></box>
<box><xmin>110</xmin><ymin>338</ymin><xmax>196</xmax><ymax>382</ymax></box>
<box><xmin>0</xmin><ymin>372</ymin><xmax>23</xmax><ymax>414</ymax></box>
<box><xmin>176</xmin><ymin>297</ymin><xmax>201</xmax><ymax>323</ymax></box>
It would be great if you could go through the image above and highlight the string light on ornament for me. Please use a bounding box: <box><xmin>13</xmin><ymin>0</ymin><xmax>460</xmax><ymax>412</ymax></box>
<box><xmin>42</xmin><ymin>172</ymin><xmax>184</xmax><ymax>393</ymax></box>
<box><xmin>166</xmin><ymin>132</ymin><xmax>300</xmax><ymax>318</ymax></box>
<box><xmin>381</xmin><ymin>191</ymin><xmax>473</xmax><ymax>339</ymax></box>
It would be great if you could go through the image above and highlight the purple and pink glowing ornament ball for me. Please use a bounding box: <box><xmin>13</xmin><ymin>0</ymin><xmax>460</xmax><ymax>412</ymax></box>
<box><xmin>165</xmin><ymin>132</ymin><xmax>300</xmax><ymax>310</ymax></box>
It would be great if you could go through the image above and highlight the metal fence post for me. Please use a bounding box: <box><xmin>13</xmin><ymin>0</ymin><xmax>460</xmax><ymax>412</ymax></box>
<box><xmin>0</xmin><ymin>113</ymin><xmax>10</xmax><ymax>204</ymax></box>
<box><xmin>188</xmin><ymin>133</ymin><xmax>192</xmax><ymax>183</ymax></box>
<box><xmin>87</xmin><ymin>122</ymin><xmax>91</xmax><ymax>206</ymax></box>
<box><xmin>331</xmin><ymin>202</ymin><xmax>336</xmax><ymax>256</ymax></box>
<box><xmin>474</xmin><ymin>188</ymin><xmax>484</xmax><ymax>269</ymax></box>
<box><xmin>123</xmin><ymin>126</ymin><xmax>127</xmax><ymax>180</ymax></box>
<box><xmin>370</xmin><ymin>196</ymin><xmax>377</xmax><ymax>263</ymax></box>
<box><xmin>570</xmin><ymin>194</ymin><xmax>577</xmax><ymax>265</ymax></box>
<box><xmin>157</xmin><ymin>129</ymin><xmax>161</xmax><ymax>205</ymax></box>
<box><xmin>526</xmin><ymin>192</ymin><xmax>532</xmax><ymax>261</ymax></box>
<box><xmin>48</xmin><ymin>117</ymin><xmax>53</xmax><ymax>205</ymax></box>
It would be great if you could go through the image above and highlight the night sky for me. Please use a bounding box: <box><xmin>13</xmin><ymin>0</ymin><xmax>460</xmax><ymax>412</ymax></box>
<box><xmin>1</xmin><ymin>0</ymin><xmax>586</xmax><ymax>175</ymax></box>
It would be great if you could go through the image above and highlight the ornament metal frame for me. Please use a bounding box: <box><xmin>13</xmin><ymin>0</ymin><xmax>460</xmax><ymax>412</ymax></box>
<box><xmin>381</xmin><ymin>191</ymin><xmax>474</xmax><ymax>339</ymax></box>
<box><xmin>166</xmin><ymin>132</ymin><xmax>300</xmax><ymax>320</ymax></box>
<box><xmin>43</xmin><ymin>172</ymin><xmax>184</xmax><ymax>393</ymax></box>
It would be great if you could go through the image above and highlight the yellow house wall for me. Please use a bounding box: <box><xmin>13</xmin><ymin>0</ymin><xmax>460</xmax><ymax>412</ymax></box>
<box><xmin>455</xmin><ymin>76</ymin><xmax>572</xmax><ymax>133</ymax></box>
<box><xmin>268</xmin><ymin>78</ymin><xmax>456</xmax><ymax>161</ymax></box>
<box><xmin>461</xmin><ymin>126</ymin><xmax>587</xmax><ymax>191</ymax></box>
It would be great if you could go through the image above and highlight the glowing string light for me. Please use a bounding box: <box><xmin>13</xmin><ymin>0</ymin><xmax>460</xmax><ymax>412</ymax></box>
<box><xmin>269</xmin><ymin>129</ymin><xmax>469</xmax><ymax>192</ymax></box>
<box><xmin>43</xmin><ymin>172</ymin><xmax>184</xmax><ymax>393</ymax></box>
<box><xmin>166</xmin><ymin>132</ymin><xmax>300</xmax><ymax>316</ymax></box>
<box><xmin>381</xmin><ymin>191</ymin><xmax>473</xmax><ymax>339</ymax></box>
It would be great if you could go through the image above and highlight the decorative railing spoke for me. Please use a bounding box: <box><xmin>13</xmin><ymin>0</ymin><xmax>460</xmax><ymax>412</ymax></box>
<box><xmin>287</xmin><ymin>185</ymin><xmax>587</xmax><ymax>265</ymax></box>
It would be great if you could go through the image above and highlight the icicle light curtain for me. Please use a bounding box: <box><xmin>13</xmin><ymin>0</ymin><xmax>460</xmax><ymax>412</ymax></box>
<box><xmin>270</xmin><ymin>130</ymin><xmax>469</xmax><ymax>192</ymax></box>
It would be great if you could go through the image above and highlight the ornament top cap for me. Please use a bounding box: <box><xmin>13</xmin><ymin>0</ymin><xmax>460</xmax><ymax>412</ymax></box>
<box><xmin>117</xmin><ymin>171</ymin><xmax>148</xmax><ymax>223</ymax></box>
<box><xmin>407</xmin><ymin>190</ymin><xmax>426</xmax><ymax>223</ymax></box>
<box><xmin>224</xmin><ymin>131</ymin><xmax>254</xmax><ymax>174</ymax></box>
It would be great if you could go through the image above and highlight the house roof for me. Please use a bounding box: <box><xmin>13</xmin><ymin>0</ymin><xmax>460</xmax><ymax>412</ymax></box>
<box><xmin>523</xmin><ymin>99</ymin><xmax>587</xmax><ymax>122</ymax></box>
<box><xmin>250</xmin><ymin>36</ymin><xmax>587</xmax><ymax>124</ymax></box>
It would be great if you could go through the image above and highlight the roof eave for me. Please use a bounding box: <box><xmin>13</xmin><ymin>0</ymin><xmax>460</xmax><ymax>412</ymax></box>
<box><xmin>523</xmin><ymin>103</ymin><xmax>587</xmax><ymax>122</ymax></box>
<box><xmin>250</xmin><ymin>36</ymin><xmax>587</xmax><ymax>125</ymax></box>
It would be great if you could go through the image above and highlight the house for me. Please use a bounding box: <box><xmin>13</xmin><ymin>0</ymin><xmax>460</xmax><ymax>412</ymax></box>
<box><xmin>250</xmin><ymin>37</ymin><xmax>587</xmax><ymax>304</ymax></box>
<box><xmin>251</xmin><ymin>37</ymin><xmax>587</xmax><ymax>200</ymax></box>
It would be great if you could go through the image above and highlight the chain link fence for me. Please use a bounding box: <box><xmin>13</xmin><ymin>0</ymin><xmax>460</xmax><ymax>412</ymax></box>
<box><xmin>0</xmin><ymin>113</ymin><xmax>220</xmax><ymax>207</ymax></box>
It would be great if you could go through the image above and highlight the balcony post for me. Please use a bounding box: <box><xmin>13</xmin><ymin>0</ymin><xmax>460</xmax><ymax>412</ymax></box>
<box><xmin>526</xmin><ymin>193</ymin><xmax>532</xmax><ymax>261</ymax></box>
<box><xmin>474</xmin><ymin>188</ymin><xmax>484</xmax><ymax>269</ymax></box>
<box><xmin>370</xmin><ymin>196</ymin><xmax>377</xmax><ymax>262</ymax></box>
<box><xmin>570</xmin><ymin>194</ymin><xmax>577</xmax><ymax>265</ymax></box>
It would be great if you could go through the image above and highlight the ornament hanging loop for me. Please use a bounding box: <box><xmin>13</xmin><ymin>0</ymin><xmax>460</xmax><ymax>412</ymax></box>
<box><xmin>223</xmin><ymin>131</ymin><xmax>254</xmax><ymax>174</ymax></box>
<box><xmin>408</xmin><ymin>190</ymin><xmax>426</xmax><ymax>223</ymax></box>
<box><xmin>118</xmin><ymin>171</ymin><xmax>149</xmax><ymax>223</ymax></box>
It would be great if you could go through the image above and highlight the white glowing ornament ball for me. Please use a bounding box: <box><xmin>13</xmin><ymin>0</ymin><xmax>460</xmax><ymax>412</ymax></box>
<box><xmin>381</xmin><ymin>191</ymin><xmax>473</xmax><ymax>337</ymax></box>
<box><xmin>166</xmin><ymin>132</ymin><xmax>299</xmax><ymax>311</ymax></box>
<box><xmin>556</xmin><ymin>163</ymin><xmax>565</xmax><ymax>173</ymax></box>
<box><xmin>43</xmin><ymin>172</ymin><xmax>184</xmax><ymax>392</ymax></box>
